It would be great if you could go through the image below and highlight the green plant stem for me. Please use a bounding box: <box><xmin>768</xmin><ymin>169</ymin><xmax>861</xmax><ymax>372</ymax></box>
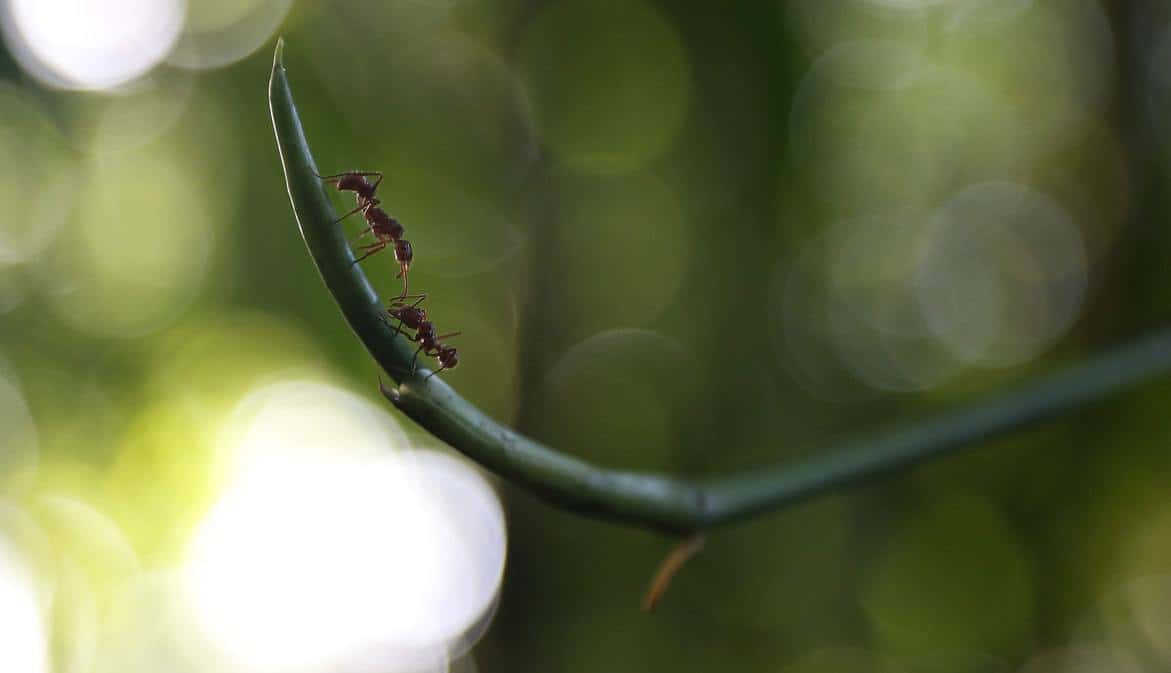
<box><xmin>270</xmin><ymin>40</ymin><xmax>1171</xmax><ymax>536</ymax></box>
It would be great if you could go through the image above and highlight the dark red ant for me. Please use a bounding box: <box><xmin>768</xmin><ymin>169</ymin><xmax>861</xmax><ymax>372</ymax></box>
<box><xmin>316</xmin><ymin>169</ymin><xmax>412</xmax><ymax>297</ymax></box>
<box><xmin>381</xmin><ymin>294</ymin><xmax>461</xmax><ymax>380</ymax></box>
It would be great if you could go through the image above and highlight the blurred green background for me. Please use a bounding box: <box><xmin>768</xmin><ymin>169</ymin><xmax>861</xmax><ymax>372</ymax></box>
<box><xmin>2</xmin><ymin>0</ymin><xmax>1171</xmax><ymax>671</ymax></box>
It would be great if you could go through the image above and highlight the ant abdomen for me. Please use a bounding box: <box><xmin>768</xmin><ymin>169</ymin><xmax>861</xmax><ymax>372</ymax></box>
<box><xmin>394</xmin><ymin>239</ymin><xmax>413</xmax><ymax>267</ymax></box>
<box><xmin>334</xmin><ymin>174</ymin><xmax>368</xmax><ymax>193</ymax></box>
<box><xmin>368</xmin><ymin>209</ymin><xmax>404</xmax><ymax>239</ymax></box>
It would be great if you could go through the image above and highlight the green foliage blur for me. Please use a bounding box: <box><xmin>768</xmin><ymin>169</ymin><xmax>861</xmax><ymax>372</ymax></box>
<box><xmin>3</xmin><ymin>0</ymin><xmax>1171</xmax><ymax>671</ymax></box>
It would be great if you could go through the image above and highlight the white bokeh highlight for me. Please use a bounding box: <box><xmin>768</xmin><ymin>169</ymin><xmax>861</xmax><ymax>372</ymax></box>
<box><xmin>1</xmin><ymin>0</ymin><xmax>185</xmax><ymax>90</ymax></box>
<box><xmin>184</xmin><ymin>380</ymin><xmax>506</xmax><ymax>673</ymax></box>
<box><xmin>0</xmin><ymin>533</ymin><xmax>49</xmax><ymax>673</ymax></box>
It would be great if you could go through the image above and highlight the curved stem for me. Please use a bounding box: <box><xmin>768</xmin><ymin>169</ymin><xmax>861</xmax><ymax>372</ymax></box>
<box><xmin>271</xmin><ymin>40</ymin><xmax>1171</xmax><ymax>536</ymax></box>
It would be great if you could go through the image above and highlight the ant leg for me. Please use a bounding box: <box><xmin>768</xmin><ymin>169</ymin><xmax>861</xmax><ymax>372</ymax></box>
<box><xmin>411</xmin><ymin>345</ymin><xmax>425</xmax><ymax>372</ymax></box>
<box><xmin>424</xmin><ymin>365</ymin><xmax>447</xmax><ymax>382</ymax></box>
<box><xmin>435</xmin><ymin>331</ymin><xmax>462</xmax><ymax>341</ymax></box>
<box><xmin>387</xmin><ymin>293</ymin><xmax>428</xmax><ymax>307</ymax></box>
<box><xmin>351</xmin><ymin>241</ymin><xmax>387</xmax><ymax>265</ymax></box>
<box><xmin>394</xmin><ymin>270</ymin><xmax>410</xmax><ymax>300</ymax></box>
<box><xmin>349</xmin><ymin>228</ymin><xmax>375</xmax><ymax>244</ymax></box>
<box><xmin>315</xmin><ymin>170</ymin><xmax>384</xmax><ymax>181</ymax></box>
<box><xmin>333</xmin><ymin>203</ymin><xmax>366</xmax><ymax>224</ymax></box>
<box><xmin>377</xmin><ymin>313</ymin><xmax>406</xmax><ymax>339</ymax></box>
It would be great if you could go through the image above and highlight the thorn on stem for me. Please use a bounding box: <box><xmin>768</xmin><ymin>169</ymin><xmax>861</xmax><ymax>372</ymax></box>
<box><xmin>641</xmin><ymin>533</ymin><xmax>706</xmax><ymax>612</ymax></box>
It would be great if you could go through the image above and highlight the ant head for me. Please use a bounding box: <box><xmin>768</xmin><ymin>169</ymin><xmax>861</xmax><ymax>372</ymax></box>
<box><xmin>439</xmin><ymin>347</ymin><xmax>459</xmax><ymax>369</ymax></box>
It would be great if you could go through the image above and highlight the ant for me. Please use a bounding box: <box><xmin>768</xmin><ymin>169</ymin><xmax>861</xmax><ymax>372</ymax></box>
<box><xmin>381</xmin><ymin>294</ymin><xmax>461</xmax><ymax>380</ymax></box>
<box><xmin>316</xmin><ymin>170</ymin><xmax>413</xmax><ymax>297</ymax></box>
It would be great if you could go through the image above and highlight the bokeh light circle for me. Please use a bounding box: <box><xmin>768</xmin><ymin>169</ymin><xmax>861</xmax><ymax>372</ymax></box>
<box><xmin>518</xmin><ymin>0</ymin><xmax>691</xmax><ymax>174</ymax></box>
<box><xmin>1</xmin><ymin>0</ymin><xmax>185</xmax><ymax>90</ymax></box>
<box><xmin>771</xmin><ymin>239</ymin><xmax>875</xmax><ymax>402</ymax></box>
<box><xmin>30</xmin><ymin>494</ymin><xmax>142</xmax><ymax>673</ymax></box>
<box><xmin>785</xmin><ymin>0</ymin><xmax>929</xmax><ymax>57</ymax></box>
<box><xmin>942</xmin><ymin>0</ymin><xmax>1034</xmax><ymax>30</ymax></box>
<box><xmin>46</xmin><ymin>149</ymin><xmax>217</xmax><ymax>337</ymax></box>
<box><xmin>218</xmin><ymin>380</ymin><xmax>412</xmax><ymax>477</ymax></box>
<box><xmin>0</xmin><ymin>532</ymin><xmax>49</xmax><ymax>673</ymax></box>
<box><xmin>0</xmin><ymin>371</ymin><xmax>38</xmax><ymax>481</ymax></box>
<box><xmin>167</xmin><ymin>0</ymin><xmax>292</xmax><ymax>70</ymax></box>
<box><xmin>72</xmin><ymin>72</ymin><xmax>197</xmax><ymax>155</ymax></box>
<box><xmin>916</xmin><ymin>181</ymin><xmax>1087</xmax><ymax>367</ymax></box>
<box><xmin>1016</xmin><ymin>645</ymin><xmax>1144</xmax><ymax>673</ymax></box>
<box><xmin>0</xmin><ymin>85</ymin><xmax>78</xmax><ymax>266</ymax></box>
<box><xmin>31</xmin><ymin>494</ymin><xmax>141</xmax><ymax>591</ymax></box>
<box><xmin>773</xmin><ymin>213</ymin><xmax>967</xmax><ymax>398</ymax></box>
<box><xmin>825</xmin><ymin>211</ymin><xmax>962</xmax><ymax>392</ymax></box>
<box><xmin>185</xmin><ymin>380</ymin><xmax>506</xmax><ymax>673</ymax></box>
<box><xmin>862</xmin><ymin>496</ymin><xmax>1035</xmax><ymax>654</ymax></box>
<box><xmin>789</xmin><ymin>58</ymin><xmax>1027</xmax><ymax>216</ymax></box>
<box><xmin>542</xmin><ymin>329</ymin><xmax>696</xmax><ymax>469</ymax></box>
<box><xmin>812</xmin><ymin>39</ymin><xmax>928</xmax><ymax>92</ymax></box>
<box><xmin>95</xmin><ymin>571</ymin><xmax>227</xmax><ymax>673</ymax></box>
<box><xmin>934</xmin><ymin>0</ymin><xmax>1114</xmax><ymax>157</ymax></box>
<box><xmin>557</xmin><ymin>174</ymin><xmax>690</xmax><ymax>330</ymax></box>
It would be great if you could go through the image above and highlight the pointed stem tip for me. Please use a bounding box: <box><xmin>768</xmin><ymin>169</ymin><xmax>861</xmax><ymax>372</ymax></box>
<box><xmin>272</xmin><ymin>36</ymin><xmax>285</xmax><ymax>70</ymax></box>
